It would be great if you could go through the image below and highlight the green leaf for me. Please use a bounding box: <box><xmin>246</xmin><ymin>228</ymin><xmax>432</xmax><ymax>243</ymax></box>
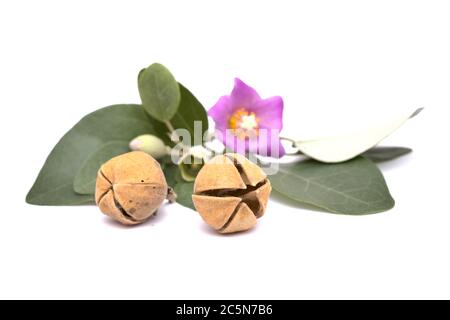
<box><xmin>269</xmin><ymin>156</ymin><xmax>395</xmax><ymax>215</ymax></box>
<box><xmin>26</xmin><ymin>104</ymin><xmax>167</xmax><ymax>205</ymax></box>
<box><xmin>362</xmin><ymin>147</ymin><xmax>412</xmax><ymax>163</ymax></box>
<box><xmin>161</xmin><ymin>162</ymin><xmax>181</xmax><ymax>187</ymax></box>
<box><xmin>73</xmin><ymin>140</ymin><xmax>130</xmax><ymax>195</ymax></box>
<box><xmin>138</xmin><ymin>63</ymin><xmax>181</xmax><ymax>122</ymax></box>
<box><xmin>170</xmin><ymin>83</ymin><xmax>208</xmax><ymax>145</ymax></box>
<box><xmin>174</xmin><ymin>181</ymin><xmax>195</xmax><ymax>210</ymax></box>
<box><xmin>162</xmin><ymin>163</ymin><xmax>195</xmax><ymax>210</ymax></box>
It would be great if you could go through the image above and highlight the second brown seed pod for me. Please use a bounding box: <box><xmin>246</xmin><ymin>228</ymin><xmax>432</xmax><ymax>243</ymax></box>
<box><xmin>192</xmin><ymin>153</ymin><xmax>271</xmax><ymax>234</ymax></box>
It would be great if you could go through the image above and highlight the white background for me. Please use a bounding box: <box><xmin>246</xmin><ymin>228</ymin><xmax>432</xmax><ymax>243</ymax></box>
<box><xmin>1</xmin><ymin>0</ymin><xmax>449</xmax><ymax>299</ymax></box>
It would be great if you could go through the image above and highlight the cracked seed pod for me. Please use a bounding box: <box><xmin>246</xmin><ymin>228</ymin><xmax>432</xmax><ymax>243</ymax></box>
<box><xmin>95</xmin><ymin>151</ymin><xmax>174</xmax><ymax>225</ymax></box>
<box><xmin>192</xmin><ymin>153</ymin><xmax>271</xmax><ymax>234</ymax></box>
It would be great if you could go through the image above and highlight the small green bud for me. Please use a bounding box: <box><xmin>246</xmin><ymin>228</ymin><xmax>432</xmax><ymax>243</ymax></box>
<box><xmin>129</xmin><ymin>134</ymin><xmax>168</xmax><ymax>159</ymax></box>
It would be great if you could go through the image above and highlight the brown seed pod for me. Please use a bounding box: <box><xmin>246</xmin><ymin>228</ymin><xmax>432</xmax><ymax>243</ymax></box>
<box><xmin>192</xmin><ymin>153</ymin><xmax>271</xmax><ymax>234</ymax></box>
<box><xmin>95</xmin><ymin>151</ymin><xmax>174</xmax><ymax>225</ymax></box>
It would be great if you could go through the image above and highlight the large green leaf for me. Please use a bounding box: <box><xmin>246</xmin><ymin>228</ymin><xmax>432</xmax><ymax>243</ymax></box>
<box><xmin>26</xmin><ymin>104</ymin><xmax>167</xmax><ymax>205</ymax></box>
<box><xmin>161</xmin><ymin>162</ymin><xmax>181</xmax><ymax>188</ymax></box>
<box><xmin>138</xmin><ymin>63</ymin><xmax>181</xmax><ymax>122</ymax></box>
<box><xmin>73</xmin><ymin>140</ymin><xmax>130</xmax><ymax>195</ymax></box>
<box><xmin>170</xmin><ymin>83</ymin><xmax>208</xmax><ymax>145</ymax></box>
<box><xmin>269</xmin><ymin>156</ymin><xmax>395</xmax><ymax>215</ymax></box>
<box><xmin>174</xmin><ymin>181</ymin><xmax>195</xmax><ymax>210</ymax></box>
<box><xmin>161</xmin><ymin>162</ymin><xmax>195</xmax><ymax>210</ymax></box>
<box><xmin>362</xmin><ymin>147</ymin><xmax>412</xmax><ymax>163</ymax></box>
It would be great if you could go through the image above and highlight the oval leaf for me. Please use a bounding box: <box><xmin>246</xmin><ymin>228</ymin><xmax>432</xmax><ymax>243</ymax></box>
<box><xmin>26</xmin><ymin>105</ymin><xmax>167</xmax><ymax>205</ymax></box>
<box><xmin>138</xmin><ymin>63</ymin><xmax>181</xmax><ymax>122</ymax></box>
<box><xmin>73</xmin><ymin>140</ymin><xmax>130</xmax><ymax>195</ymax></box>
<box><xmin>295</xmin><ymin>108</ymin><xmax>422</xmax><ymax>163</ymax></box>
<box><xmin>269</xmin><ymin>156</ymin><xmax>395</xmax><ymax>215</ymax></box>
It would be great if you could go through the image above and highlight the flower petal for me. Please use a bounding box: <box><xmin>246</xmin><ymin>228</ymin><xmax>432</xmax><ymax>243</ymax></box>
<box><xmin>208</xmin><ymin>96</ymin><xmax>231</xmax><ymax>131</ymax></box>
<box><xmin>250</xmin><ymin>96</ymin><xmax>284</xmax><ymax>131</ymax></box>
<box><xmin>209</xmin><ymin>78</ymin><xmax>285</xmax><ymax>158</ymax></box>
<box><xmin>215</xmin><ymin>129</ymin><xmax>244</xmax><ymax>155</ymax></box>
<box><xmin>230</xmin><ymin>78</ymin><xmax>261</xmax><ymax>108</ymax></box>
<box><xmin>269</xmin><ymin>138</ymin><xmax>286</xmax><ymax>158</ymax></box>
<box><xmin>215</xmin><ymin>128</ymin><xmax>285</xmax><ymax>158</ymax></box>
<box><xmin>253</xmin><ymin>129</ymin><xmax>286</xmax><ymax>158</ymax></box>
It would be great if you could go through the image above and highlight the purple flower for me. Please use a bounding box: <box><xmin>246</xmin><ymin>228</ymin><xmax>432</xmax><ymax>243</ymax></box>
<box><xmin>208</xmin><ymin>78</ymin><xmax>285</xmax><ymax>158</ymax></box>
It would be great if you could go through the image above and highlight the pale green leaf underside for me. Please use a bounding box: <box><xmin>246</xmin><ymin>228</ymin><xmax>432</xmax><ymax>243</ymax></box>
<box><xmin>269</xmin><ymin>156</ymin><xmax>394</xmax><ymax>215</ymax></box>
<box><xmin>73</xmin><ymin>140</ymin><xmax>130</xmax><ymax>195</ymax></box>
<box><xmin>26</xmin><ymin>104</ymin><xmax>166</xmax><ymax>205</ymax></box>
<box><xmin>295</xmin><ymin>108</ymin><xmax>422</xmax><ymax>163</ymax></box>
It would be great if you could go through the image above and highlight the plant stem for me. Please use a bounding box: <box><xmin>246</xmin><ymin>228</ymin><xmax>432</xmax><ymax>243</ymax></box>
<box><xmin>166</xmin><ymin>187</ymin><xmax>177</xmax><ymax>203</ymax></box>
<box><xmin>279</xmin><ymin>136</ymin><xmax>296</xmax><ymax>145</ymax></box>
<box><xmin>164</xmin><ymin>120</ymin><xmax>180</xmax><ymax>142</ymax></box>
<box><xmin>279</xmin><ymin>136</ymin><xmax>304</xmax><ymax>155</ymax></box>
<box><xmin>164</xmin><ymin>120</ymin><xmax>175</xmax><ymax>134</ymax></box>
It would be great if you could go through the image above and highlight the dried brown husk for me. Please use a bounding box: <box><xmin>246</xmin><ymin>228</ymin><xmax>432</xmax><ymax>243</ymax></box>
<box><xmin>95</xmin><ymin>151</ymin><xmax>169</xmax><ymax>225</ymax></box>
<box><xmin>192</xmin><ymin>153</ymin><xmax>271</xmax><ymax>233</ymax></box>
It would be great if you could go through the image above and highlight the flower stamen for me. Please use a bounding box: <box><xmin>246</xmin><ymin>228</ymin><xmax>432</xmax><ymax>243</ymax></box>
<box><xmin>228</xmin><ymin>108</ymin><xmax>259</xmax><ymax>139</ymax></box>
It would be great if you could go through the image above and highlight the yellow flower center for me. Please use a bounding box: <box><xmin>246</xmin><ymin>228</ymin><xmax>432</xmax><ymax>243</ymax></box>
<box><xmin>228</xmin><ymin>108</ymin><xmax>259</xmax><ymax>139</ymax></box>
